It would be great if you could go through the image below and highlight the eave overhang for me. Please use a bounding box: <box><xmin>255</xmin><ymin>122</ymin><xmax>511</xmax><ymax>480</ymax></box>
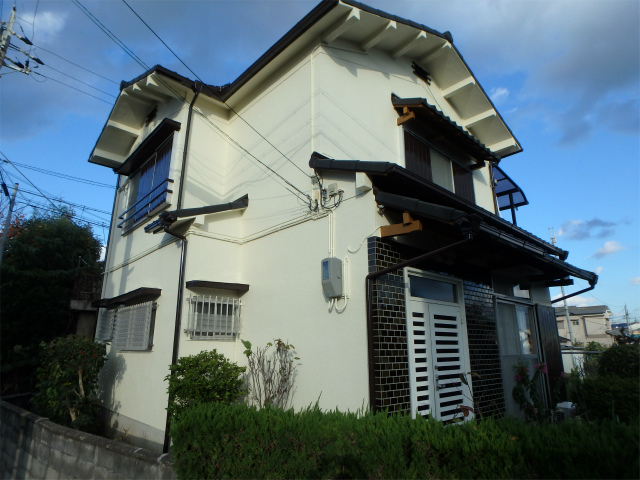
<box><xmin>392</xmin><ymin>95</ymin><xmax>497</xmax><ymax>166</ymax></box>
<box><xmin>116</xmin><ymin>118</ymin><xmax>181</xmax><ymax>176</ymax></box>
<box><xmin>309</xmin><ymin>154</ymin><xmax>598</xmax><ymax>288</ymax></box>
<box><xmin>93</xmin><ymin>287</ymin><xmax>161</xmax><ymax>308</ymax></box>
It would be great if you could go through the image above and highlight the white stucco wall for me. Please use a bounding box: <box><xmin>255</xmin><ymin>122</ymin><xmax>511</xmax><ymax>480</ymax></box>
<box><xmin>97</xmin><ymin>40</ymin><xmax>503</xmax><ymax>450</ymax></box>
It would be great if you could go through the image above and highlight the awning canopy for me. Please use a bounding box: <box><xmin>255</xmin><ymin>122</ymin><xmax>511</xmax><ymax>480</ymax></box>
<box><xmin>310</xmin><ymin>153</ymin><xmax>597</xmax><ymax>288</ymax></box>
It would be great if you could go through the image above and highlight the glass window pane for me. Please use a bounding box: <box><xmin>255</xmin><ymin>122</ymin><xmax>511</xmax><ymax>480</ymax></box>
<box><xmin>409</xmin><ymin>276</ymin><xmax>456</xmax><ymax>303</ymax></box>
<box><xmin>430</xmin><ymin>150</ymin><xmax>453</xmax><ymax>192</ymax></box>
<box><xmin>516</xmin><ymin>305</ymin><xmax>535</xmax><ymax>355</ymax></box>
<box><xmin>497</xmin><ymin>302</ymin><xmax>520</xmax><ymax>356</ymax></box>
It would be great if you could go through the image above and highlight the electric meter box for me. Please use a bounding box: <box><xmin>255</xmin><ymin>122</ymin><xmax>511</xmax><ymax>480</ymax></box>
<box><xmin>321</xmin><ymin>257</ymin><xmax>343</xmax><ymax>298</ymax></box>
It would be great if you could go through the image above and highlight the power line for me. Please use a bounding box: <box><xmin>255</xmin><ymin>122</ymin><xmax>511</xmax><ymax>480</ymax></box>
<box><xmin>43</xmin><ymin>63</ymin><xmax>117</xmax><ymax>98</ymax></box>
<box><xmin>1</xmin><ymin>159</ymin><xmax>114</xmax><ymax>189</ymax></box>
<box><xmin>15</xmin><ymin>200</ymin><xmax>109</xmax><ymax>230</ymax></box>
<box><xmin>18</xmin><ymin>188</ymin><xmax>111</xmax><ymax>215</ymax></box>
<box><xmin>121</xmin><ymin>0</ymin><xmax>202</xmax><ymax>82</ymax></box>
<box><xmin>30</xmin><ymin>71</ymin><xmax>113</xmax><ymax>104</ymax></box>
<box><xmin>119</xmin><ymin>0</ymin><xmax>313</xmax><ymax>187</ymax></box>
<box><xmin>31</xmin><ymin>43</ymin><xmax>119</xmax><ymax>84</ymax></box>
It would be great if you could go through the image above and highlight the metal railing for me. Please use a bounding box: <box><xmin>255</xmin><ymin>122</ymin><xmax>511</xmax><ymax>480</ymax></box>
<box><xmin>117</xmin><ymin>179</ymin><xmax>173</xmax><ymax>231</ymax></box>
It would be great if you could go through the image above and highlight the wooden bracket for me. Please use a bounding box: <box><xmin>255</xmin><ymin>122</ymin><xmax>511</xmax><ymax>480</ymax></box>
<box><xmin>380</xmin><ymin>211</ymin><xmax>423</xmax><ymax>237</ymax></box>
<box><xmin>396</xmin><ymin>106</ymin><xmax>416</xmax><ymax>126</ymax></box>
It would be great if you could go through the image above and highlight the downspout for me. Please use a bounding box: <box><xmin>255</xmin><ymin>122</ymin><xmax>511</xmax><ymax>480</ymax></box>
<box><xmin>365</xmin><ymin>231</ymin><xmax>476</xmax><ymax>413</ymax></box>
<box><xmin>162</xmin><ymin>227</ymin><xmax>187</xmax><ymax>454</ymax></box>
<box><xmin>163</xmin><ymin>83</ymin><xmax>200</xmax><ymax>452</ymax></box>
<box><xmin>550</xmin><ymin>283</ymin><xmax>597</xmax><ymax>305</ymax></box>
<box><xmin>177</xmin><ymin>83</ymin><xmax>202</xmax><ymax>210</ymax></box>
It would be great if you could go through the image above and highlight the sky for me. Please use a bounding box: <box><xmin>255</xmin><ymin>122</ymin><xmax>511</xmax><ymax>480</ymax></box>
<box><xmin>1</xmin><ymin>0</ymin><xmax>638</xmax><ymax>323</ymax></box>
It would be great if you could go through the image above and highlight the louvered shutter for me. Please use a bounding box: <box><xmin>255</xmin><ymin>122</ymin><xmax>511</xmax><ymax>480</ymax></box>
<box><xmin>96</xmin><ymin>308</ymin><xmax>116</xmax><ymax>341</ymax></box>
<box><xmin>112</xmin><ymin>301</ymin><xmax>154</xmax><ymax>351</ymax></box>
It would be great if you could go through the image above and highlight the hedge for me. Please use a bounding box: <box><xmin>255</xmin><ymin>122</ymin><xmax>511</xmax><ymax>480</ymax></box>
<box><xmin>170</xmin><ymin>403</ymin><xmax>639</xmax><ymax>479</ymax></box>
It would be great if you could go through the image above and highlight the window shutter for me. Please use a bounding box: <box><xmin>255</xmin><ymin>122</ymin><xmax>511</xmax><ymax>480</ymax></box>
<box><xmin>96</xmin><ymin>308</ymin><xmax>116</xmax><ymax>341</ymax></box>
<box><xmin>452</xmin><ymin>163</ymin><xmax>475</xmax><ymax>203</ymax></box>
<box><xmin>112</xmin><ymin>301</ymin><xmax>154</xmax><ymax>351</ymax></box>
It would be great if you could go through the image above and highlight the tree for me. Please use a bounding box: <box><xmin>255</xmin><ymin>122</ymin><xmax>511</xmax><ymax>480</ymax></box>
<box><xmin>0</xmin><ymin>210</ymin><xmax>102</xmax><ymax>394</ymax></box>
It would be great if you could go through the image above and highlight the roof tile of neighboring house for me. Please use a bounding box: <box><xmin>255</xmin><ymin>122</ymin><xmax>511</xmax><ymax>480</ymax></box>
<box><xmin>554</xmin><ymin>305</ymin><xmax>609</xmax><ymax>316</ymax></box>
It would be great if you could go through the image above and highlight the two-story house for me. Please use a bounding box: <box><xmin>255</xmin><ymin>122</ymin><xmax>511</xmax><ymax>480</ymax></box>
<box><xmin>89</xmin><ymin>0</ymin><xmax>597</xmax><ymax>452</ymax></box>
<box><xmin>556</xmin><ymin>305</ymin><xmax>614</xmax><ymax>347</ymax></box>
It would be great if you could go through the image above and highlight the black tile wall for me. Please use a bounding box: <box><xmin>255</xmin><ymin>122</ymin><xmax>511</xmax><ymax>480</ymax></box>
<box><xmin>368</xmin><ymin>237</ymin><xmax>506</xmax><ymax>419</ymax></box>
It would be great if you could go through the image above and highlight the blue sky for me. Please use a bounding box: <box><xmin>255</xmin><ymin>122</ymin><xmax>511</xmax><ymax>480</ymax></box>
<box><xmin>1</xmin><ymin>0</ymin><xmax>638</xmax><ymax>322</ymax></box>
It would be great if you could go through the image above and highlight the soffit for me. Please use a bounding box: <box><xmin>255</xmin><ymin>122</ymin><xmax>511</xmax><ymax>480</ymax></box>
<box><xmin>89</xmin><ymin>72</ymin><xmax>192</xmax><ymax>169</ymax></box>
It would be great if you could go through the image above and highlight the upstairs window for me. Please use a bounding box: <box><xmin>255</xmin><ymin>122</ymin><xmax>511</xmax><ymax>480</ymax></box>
<box><xmin>404</xmin><ymin>130</ymin><xmax>475</xmax><ymax>203</ymax></box>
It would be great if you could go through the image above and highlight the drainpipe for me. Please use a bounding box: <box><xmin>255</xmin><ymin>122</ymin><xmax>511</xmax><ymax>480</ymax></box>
<box><xmin>161</xmin><ymin>224</ymin><xmax>188</xmax><ymax>453</ymax></box>
<box><xmin>177</xmin><ymin>83</ymin><xmax>202</xmax><ymax>210</ymax></box>
<box><xmin>162</xmin><ymin>82</ymin><xmax>201</xmax><ymax>452</ymax></box>
<box><xmin>550</xmin><ymin>283</ymin><xmax>596</xmax><ymax>305</ymax></box>
<box><xmin>365</xmin><ymin>232</ymin><xmax>475</xmax><ymax>413</ymax></box>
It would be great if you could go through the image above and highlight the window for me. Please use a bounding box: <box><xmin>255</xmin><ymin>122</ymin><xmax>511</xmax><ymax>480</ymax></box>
<box><xmin>497</xmin><ymin>302</ymin><xmax>536</xmax><ymax>356</ymax></box>
<box><xmin>96</xmin><ymin>301</ymin><xmax>156</xmax><ymax>351</ymax></box>
<box><xmin>571</xmin><ymin>319</ymin><xmax>579</xmax><ymax>326</ymax></box>
<box><xmin>404</xmin><ymin>130</ymin><xmax>475</xmax><ymax>202</ymax></box>
<box><xmin>185</xmin><ymin>294</ymin><xmax>241</xmax><ymax>340</ymax></box>
<box><xmin>119</xmin><ymin>136</ymin><xmax>173</xmax><ymax>231</ymax></box>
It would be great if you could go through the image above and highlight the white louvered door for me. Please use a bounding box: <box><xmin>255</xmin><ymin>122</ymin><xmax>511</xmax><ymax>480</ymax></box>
<box><xmin>405</xmin><ymin>270</ymin><xmax>473</xmax><ymax>422</ymax></box>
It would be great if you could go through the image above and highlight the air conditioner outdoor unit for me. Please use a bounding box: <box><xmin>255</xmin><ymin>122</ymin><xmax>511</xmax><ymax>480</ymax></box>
<box><xmin>554</xmin><ymin>401</ymin><xmax>577</xmax><ymax>422</ymax></box>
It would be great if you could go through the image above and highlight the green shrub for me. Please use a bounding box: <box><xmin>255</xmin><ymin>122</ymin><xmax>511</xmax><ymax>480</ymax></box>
<box><xmin>170</xmin><ymin>403</ymin><xmax>639</xmax><ymax>479</ymax></box>
<box><xmin>165</xmin><ymin>350</ymin><xmax>246</xmax><ymax>421</ymax></box>
<box><xmin>575</xmin><ymin>375</ymin><xmax>640</xmax><ymax>423</ymax></box>
<box><xmin>32</xmin><ymin>335</ymin><xmax>107</xmax><ymax>432</ymax></box>
<box><xmin>598</xmin><ymin>344</ymin><xmax>640</xmax><ymax>378</ymax></box>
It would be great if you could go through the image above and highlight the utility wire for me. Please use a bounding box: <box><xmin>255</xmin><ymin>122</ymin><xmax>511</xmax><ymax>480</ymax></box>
<box><xmin>77</xmin><ymin>0</ymin><xmax>312</xmax><ymax>206</ymax></box>
<box><xmin>120</xmin><ymin>0</ymin><xmax>202</xmax><ymax>82</ymax></box>
<box><xmin>31</xmin><ymin>43</ymin><xmax>119</xmax><ymax>84</ymax></box>
<box><xmin>30</xmin><ymin>71</ymin><xmax>112</xmax><ymax>104</ymax></box>
<box><xmin>71</xmin><ymin>0</ymin><xmax>150</xmax><ymax>72</ymax></box>
<box><xmin>43</xmin><ymin>63</ymin><xmax>117</xmax><ymax>98</ymax></box>
<box><xmin>18</xmin><ymin>188</ymin><xmax>111</xmax><ymax>215</ymax></box>
<box><xmin>120</xmin><ymin>0</ymin><xmax>313</xmax><ymax>183</ymax></box>
<box><xmin>1</xmin><ymin>159</ymin><xmax>114</xmax><ymax>189</ymax></box>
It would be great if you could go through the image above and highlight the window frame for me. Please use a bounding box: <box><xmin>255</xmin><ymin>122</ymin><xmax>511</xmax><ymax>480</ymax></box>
<box><xmin>185</xmin><ymin>293</ymin><xmax>242</xmax><ymax>341</ymax></box>
<box><xmin>117</xmin><ymin>134</ymin><xmax>175</xmax><ymax>234</ymax></box>
<box><xmin>402</xmin><ymin>129</ymin><xmax>475</xmax><ymax>203</ymax></box>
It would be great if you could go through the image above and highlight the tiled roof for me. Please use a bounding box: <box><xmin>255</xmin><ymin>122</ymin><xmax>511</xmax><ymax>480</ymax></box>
<box><xmin>554</xmin><ymin>305</ymin><xmax>609</xmax><ymax>316</ymax></box>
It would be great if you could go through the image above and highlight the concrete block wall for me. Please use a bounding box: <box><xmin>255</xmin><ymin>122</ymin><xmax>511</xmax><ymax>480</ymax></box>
<box><xmin>0</xmin><ymin>400</ymin><xmax>176</xmax><ymax>480</ymax></box>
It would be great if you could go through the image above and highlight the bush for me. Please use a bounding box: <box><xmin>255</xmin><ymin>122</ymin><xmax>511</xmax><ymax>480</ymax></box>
<box><xmin>32</xmin><ymin>335</ymin><xmax>107</xmax><ymax>432</ymax></box>
<box><xmin>598</xmin><ymin>344</ymin><xmax>640</xmax><ymax>378</ymax></box>
<box><xmin>574</xmin><ymin>375</ymin><xmax>640</xmax><ymax>423</ymax></box>
<box><xmin>165</xmin><ymin>350</ymin><xmax>246</xmax><ymax>421</ymax></box>
<box><xmin>170</xmin><ymin>403</ymin><xmax>639</xmax><ymax>479</ymax></box>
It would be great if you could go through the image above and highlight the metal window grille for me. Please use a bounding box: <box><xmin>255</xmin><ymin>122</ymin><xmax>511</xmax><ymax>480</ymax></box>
<box><xmin>186</xmin><ymin>294</ymin><xmax>240</xmax><ymax>340</ymax></box>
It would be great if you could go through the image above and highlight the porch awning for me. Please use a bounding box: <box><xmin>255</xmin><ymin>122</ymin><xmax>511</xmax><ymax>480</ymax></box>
<box><xmin>310</xmin><ymin>153</ymin><xmax>597</xmax><ymax>288</ymax></box>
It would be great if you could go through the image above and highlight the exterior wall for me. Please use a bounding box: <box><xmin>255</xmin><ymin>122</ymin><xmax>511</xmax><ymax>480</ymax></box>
<box><xmin>0</xmin><ymin>400</ymin><xmax>176</xmax><ymax>480</ymax></box>
<box><xmin>367</xmin><ymin>237</ymin><xmax>505</xmax><ymax>418</ymax></box>
<box><xmin>97</xmin><ymin>42</ymin><xmax>507</xmax><ymax>446</ymax></box>
<box><xmin>556</xmin><ymin>313</ymin><xmax>614</xmax><ymax>346</ymax></box>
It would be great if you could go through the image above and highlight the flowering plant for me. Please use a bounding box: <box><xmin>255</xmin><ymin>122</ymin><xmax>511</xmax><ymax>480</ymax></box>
<box><xmin>512</xmin><ymin>360</ymin><xmax>550</xmax><ymax>423</ymax></box>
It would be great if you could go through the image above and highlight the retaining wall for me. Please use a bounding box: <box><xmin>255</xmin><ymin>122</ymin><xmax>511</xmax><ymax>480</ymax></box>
<box><xmin>0</xmin><ymin>400</ymin><xmax>176</xmax><ymax>480</ymax></box>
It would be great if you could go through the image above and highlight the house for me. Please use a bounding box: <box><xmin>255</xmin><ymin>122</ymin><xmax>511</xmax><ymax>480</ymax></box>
<box><xmin>88</xmin><ymin>0</ymin><xmax>597</xmax><ymax>453</ymax></box>
<box><xmin>555</xmin><ymin>305</ymin><xmax>614</xmax><ymax>347</ymax></box>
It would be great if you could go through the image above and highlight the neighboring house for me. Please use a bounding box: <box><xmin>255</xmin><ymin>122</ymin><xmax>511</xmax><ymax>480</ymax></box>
<box><xmin>88</xmin><ymin>0</ymin><xmax>597</xmax><ymax>452</ymax></box>
<box><xmin>555</xmin><ymin>305</ymin><xmax>614</xmax><ymax>347</ymax></box>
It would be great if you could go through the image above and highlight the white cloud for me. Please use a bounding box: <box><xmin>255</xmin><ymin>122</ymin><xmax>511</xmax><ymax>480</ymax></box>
<box><xmin>489</xmin><ymin>87</ymin><xmax>509</xmax><ymax>104</ymax></box>
<box><xmin>551</xmin><ymin>294</ymin><xmax>598</xmax><ymax>307</ymax></box>
<box><xmin>591</xmin><ymin>240</ymin><xmax>626</xmax><ymax>258</ymax></box>
<box><xmin>630</xmin><ymin>277</ymin><xmax>640</xmax><ymax>285</ymax></box>
<box><xmin>567</xmin><ymin>296</ymin><xmax>598</xmax><ymax>308</ymax></box>
<box><xmin>21</xmin><ymin>11</ymin><xmax>67</xmax><ymax>44</ymax></box>
<box><xmin>594</xmin><ymin>266</ymin><xmax>603</xmax><ymax>275</ymax></box>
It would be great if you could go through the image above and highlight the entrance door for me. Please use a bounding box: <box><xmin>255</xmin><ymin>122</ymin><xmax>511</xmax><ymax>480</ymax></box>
<box><xmin>405</xmin><ymin>269</ymin><xmax>473</xmax><ymax>422</ymax></box>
